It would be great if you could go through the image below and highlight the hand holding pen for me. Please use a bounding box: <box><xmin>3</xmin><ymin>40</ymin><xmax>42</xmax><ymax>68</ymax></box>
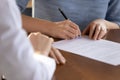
<box><xmin>58</xmin><ymin>8</ymin><xmax>81</xmax><ymax>38</ymax></box>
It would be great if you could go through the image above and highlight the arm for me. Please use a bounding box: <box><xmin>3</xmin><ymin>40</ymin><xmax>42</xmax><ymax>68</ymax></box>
<box><xmin>22</xmin><ymin>14</ymin><xmax>57</xmax><ymax>34</ymax></box>
<box><xmin>83</xmin><ymin>0</ymin><xmax>120</xmax><ymax>40</ymax></box>
<box><xmin>83</xmin><ymin>19</ymin><xmax>119</xmax><ymax>40</ymax></box>
<box><xmin>28</xmin><ymin>32</ymin><xmax>66</xmax><ymax>64</ymax></box>
<box><xmin>0</xmin><ymin>0</ymin><xmax>55</xmax><ymax>80</ymax></box>
<box><xmin>22</xmin><ymin>14</ymin><xmax>81</xmax><ymax>39</ymax></box>
<box><xmin>16</xmin><ymin>0</ymin><xmax>80</xmax><ymax>39</ymax></box>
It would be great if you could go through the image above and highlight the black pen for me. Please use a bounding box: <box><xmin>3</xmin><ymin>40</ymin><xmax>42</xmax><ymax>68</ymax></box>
<box><xmin>58</xmin><ymin>8</ymin><xmax>68</xmax><ymax>20</ymax></box>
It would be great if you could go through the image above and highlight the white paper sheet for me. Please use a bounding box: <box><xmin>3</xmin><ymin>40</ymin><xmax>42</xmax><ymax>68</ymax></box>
<box><xmin>53</xmin><ymin>36</ymin><xmax>120</xmax><ymax>66</ymax></box>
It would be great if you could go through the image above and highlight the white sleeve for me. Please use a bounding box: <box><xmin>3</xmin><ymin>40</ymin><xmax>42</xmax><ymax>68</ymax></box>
<box><xmin>0</xmin><ymin>0</ymin><xmax>56</xmax><ymax>80</ymax></box>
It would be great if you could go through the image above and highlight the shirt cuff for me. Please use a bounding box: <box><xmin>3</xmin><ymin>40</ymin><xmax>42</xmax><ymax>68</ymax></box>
<box><xmin>34</xmin><ymin>54</ymin><xmax>56</xmax><ymax>80</ymax></box>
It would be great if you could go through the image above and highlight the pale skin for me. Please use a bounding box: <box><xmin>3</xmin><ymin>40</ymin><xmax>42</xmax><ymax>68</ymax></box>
<box><xmin>23</xmin><ymin>7</ymin><xmax>119</xmax><ymax>65</ymax></box>
<box><xmin>22</xmin><ymin>15</ymin><xmax>81</xmax><ymax>39</ymax></box>
<box><xmin>82</xmin><ymin>19</ymin><xmax>120</xmax><ymax>40</ymax></box>
<box><xmin>28</xmin><ymin>32</ymin><xmax>66</xmax><ymax>64</ymax></box>
<box><xmin>22</xmin><ymin>14</ymin><xmax>80</xmax><ymax>64</ymax></box>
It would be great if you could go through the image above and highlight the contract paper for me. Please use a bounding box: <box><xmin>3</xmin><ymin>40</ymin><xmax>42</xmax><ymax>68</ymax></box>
<box><xmin>53</xmin><ymin>36</ymin><xmax>120</xmax><ymax>66</ymax></box>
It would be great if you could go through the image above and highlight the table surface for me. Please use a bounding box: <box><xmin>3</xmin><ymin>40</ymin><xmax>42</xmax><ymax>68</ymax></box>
<box><xmin>54</xmin><ymin>29</ymin><xmax>120</xmax><ymax>80</ymax></box>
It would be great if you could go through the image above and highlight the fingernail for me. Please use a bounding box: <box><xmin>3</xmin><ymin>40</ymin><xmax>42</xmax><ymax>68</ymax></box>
<box><xmin>61</xmin><ymin>58</ymin><xmax>66</xmax><ymax>64</ymax></box>
<box><xmin>63</xmin><ymin>59</ymin><xmax>66</xmax><ymax>64</ymax></box>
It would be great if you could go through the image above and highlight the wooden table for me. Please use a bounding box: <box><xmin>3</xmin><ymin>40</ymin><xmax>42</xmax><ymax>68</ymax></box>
<box><xmin>54</xmin><ymin>29</ymin><xmax>120</xmax><ymax>80</ymax></box>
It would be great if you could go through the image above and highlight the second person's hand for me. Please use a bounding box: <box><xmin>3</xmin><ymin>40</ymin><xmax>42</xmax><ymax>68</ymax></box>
<box><xmin>82</xmin><ymin>19</ymin><xmax>107</xmax><ymax>40</ymax></box>
<box><xmin>28</xmin><ymin>32</ymin><xmax>53</xmax><ymax>56</ymax></box>
<box><xmin>28</xmin><ymin>32</ymin><xmax>66</xmax><ymax>64</ymax></box>
<box><xmin>49</xmin><ymin>46</ymin><xmax>66</xmax><ymax>64</ymax></box>
<box><xmin>50</xmin><ymin>20</ymin><xmax>81</xmax><ymax>39</ymax></box>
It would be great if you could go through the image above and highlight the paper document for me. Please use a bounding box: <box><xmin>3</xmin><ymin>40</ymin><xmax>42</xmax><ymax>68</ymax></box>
<box><xmin>53</xmin><ymin>36</ymin><xmax>120</xmax><ymax>66</ymax></box>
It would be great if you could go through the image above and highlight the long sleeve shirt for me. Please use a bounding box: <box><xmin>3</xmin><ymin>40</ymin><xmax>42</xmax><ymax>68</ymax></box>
<box><xmin>34</xmin><ymin>0</ymin><xmax>120</xmax><ymax>30</ymax></box>
<box><xmin>0</xmin><ymin>0</ymin><xmax>56</xmax><ymax>80</ymax></box>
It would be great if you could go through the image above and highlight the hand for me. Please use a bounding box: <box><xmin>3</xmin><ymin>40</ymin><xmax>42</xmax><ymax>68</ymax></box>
<box><xmin>28</xmin><ymin>32</ymin><xmax>66</xmax><ymax>64</ymax></box>
<box><xmin>49</xmin><ymin>46</ymin><xmax>66</xmax><ymax>64</ymax></box>
<box><xmin>28</xmin><ymin>32</ymin><xmax>53</xmax><ymax>56</ymax></box>
<box><xmin>82</xmin><ymin>19</ymin><xmax>107</xmax><ymax>40</ymax></box>
<box><xmin>50</xmin><ymin>20</ymin><xmax>81</xmax><ymax>39</ymax></box>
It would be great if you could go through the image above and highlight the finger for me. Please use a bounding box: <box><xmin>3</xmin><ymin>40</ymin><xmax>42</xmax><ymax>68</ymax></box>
<box><xmin>66</xmin><ymin>26</ymin><xmax>79</xmax><ymax>38</ymax></box>
<box><xmin>49</xmin><ymin>38</ymin><xmax>54</xmax><ymax>43</ymax></box>
<box><xmin>38</xmin><ymin>36</ymin><xmax>53</xmax><ymax>55</ymax></box>
<box><xmin>57</xmin><ymin>32</ymin><xmax>70</xmax><ymax>40</ymax></box>
<box><xmin>49</xmin><ymin>50</ymin><xmax>60</xmax><ymax>64</ymax></box>
<box><xmin>52</xmin><ymin>47</ymin><xmax>66</xmax><ymax>64</ymax></box>
<box><xmin>64</xmin><ymin>30</ymin><xmax>76</xmax><ymax>39</ymax></box>
<box><xmin>62</xmin><ymin>24</ymin><xmax>77</xmax><ymax>39</ymax></box>
<box><xmin>97</xmin><ymin>28</ymin><xmax>107</xmax><ymax>40</ymax></box>
<box><xmin>89</xmin><ymin>24</ymin><xmax>96</xmax><ymax>39</ymax></box>
<box><xmin>70</xmin><ymin>22</ymin><xmax>81</xmax><ymax>36</ymax></box>
<box><xmin>65</xmin><ymin>25</ymin><xmax>77</xmax><ymax>35</ymax></box>
<box><xmin>59</xmin><ymin>35</ymin><xmax>69</xmax><ymax>40</ymax></box>
<box><xmin>67</xmin><ymin>20</ymin><xmax>81</xmax><ymax>36</ymax></box>
<box><xmin>38</xmin><ymin>34</ymin><xmax>54</xmax><ymax>43</ymax></box>
<box><xmin>67</xmin><ymin>20</ymin><xmax>78</xmax><ymax>29</ymax></box>
<box><xmin>93</xmin><ymin>25</ymin><xmax>101</xmax><ymax>40</ymax></box>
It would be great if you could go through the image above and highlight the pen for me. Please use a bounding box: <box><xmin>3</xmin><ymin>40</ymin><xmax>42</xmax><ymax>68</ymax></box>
<box><xmin>58</xmin><ymin>8</ymin><xmax>81</xmax><ymax>37</ymax></box>
<box><xmin>58</xmin><ymin>8</ymin><xmax>68</xmax><ymax>20</ymax></box>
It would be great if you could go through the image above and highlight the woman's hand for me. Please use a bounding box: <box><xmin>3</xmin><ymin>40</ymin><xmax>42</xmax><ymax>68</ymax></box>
<box><xmin>28</xmin><ymin>32</ymin><xmax>53</xmax><ymax>56</ymax></box>
<box><xmin>49</xmin><ymin>46</ymin><xmax>66</xmax><ymax>64</ymax></box>
<box><xmin>50</xmin><ymin>20</ymin><xmax>81</xmax><ymax>39</ymax></box>
<box><xmin>28</xmin><ymin>32</ymin><xmax>66</xmax><ymax>64</ymax></box>
<box><xmin>83</xmin><ymin>19</ymin><xmax>107</xmax><ymax>40</ymax></box>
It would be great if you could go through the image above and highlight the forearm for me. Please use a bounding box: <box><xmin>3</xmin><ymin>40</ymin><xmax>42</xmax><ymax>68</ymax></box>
<box><xmin>104</xmin><ymin>20</ymin><xmax>120</xmax><ymax>30</ymax></box>
<box><xmin>22</xmin><ymin>14</ymin><xmax>56</xmax><ymax>35</ymax></box>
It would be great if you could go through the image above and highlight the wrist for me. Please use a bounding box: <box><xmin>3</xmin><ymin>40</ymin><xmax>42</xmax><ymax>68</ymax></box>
<box><xmin>43</xmin><ymin>22</ymin><xmax>58</xmax><ymax>37</ymax></box>
<box><xmin>103</xmin><ymin>20</ymin><xmax>120</xmax><ymax>30</ymax></box>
